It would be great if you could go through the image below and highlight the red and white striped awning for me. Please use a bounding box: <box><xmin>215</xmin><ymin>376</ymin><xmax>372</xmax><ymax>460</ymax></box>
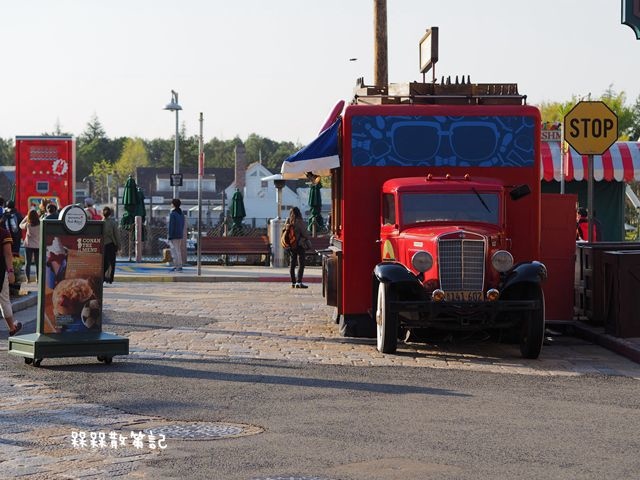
<box><xmin>540</xmin><ymin>141</ymin><xmax>640</xmax><ymax>182</ymax></box>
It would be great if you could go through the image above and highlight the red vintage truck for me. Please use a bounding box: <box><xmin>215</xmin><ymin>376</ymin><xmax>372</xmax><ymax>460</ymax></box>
<box><xmin>283</xmin><ymin>81</ymin><xmax>547</xmax><ymax>358</ymax></box>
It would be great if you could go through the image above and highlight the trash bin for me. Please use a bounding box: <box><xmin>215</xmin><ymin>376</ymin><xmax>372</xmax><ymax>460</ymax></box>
<box><xmin>602</xmin><ymin>251</ymin><xmax>640</xmax><ymax>338</ymax></box>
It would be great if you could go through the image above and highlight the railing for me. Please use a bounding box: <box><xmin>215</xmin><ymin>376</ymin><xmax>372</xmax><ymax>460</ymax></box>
<box><xmin>117</xmin><ymin>217</ymin><xmax>271</xmax><ymax>264</ymax></box>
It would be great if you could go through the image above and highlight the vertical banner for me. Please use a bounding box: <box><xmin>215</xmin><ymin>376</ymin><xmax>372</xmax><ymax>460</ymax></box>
<box><xmin>40</xmin><ymin>205</ymin><xmax>104</xmax><ymax>334</ymax></box>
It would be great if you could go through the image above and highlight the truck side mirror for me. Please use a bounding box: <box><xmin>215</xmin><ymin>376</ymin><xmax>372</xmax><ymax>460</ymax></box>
<box><xmin>509</xmin><ymin>184</ymin><xmax>531</xmax><ymax>201</ymax></box>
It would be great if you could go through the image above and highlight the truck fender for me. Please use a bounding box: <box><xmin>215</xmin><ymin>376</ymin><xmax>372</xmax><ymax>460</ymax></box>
<box><xmin>501</xmin><ymin>261</ymin><xmax>547</xmax><ymax>293</ymax></box>
<box><xmin>373</xmin><ymin>262</ymin><xmax>418</xmax><ymax>285</ymax></box>
<box><xmin>371</xmin><ymin>262</ymin><xmax>422</xmax><ymax>317</ymax></box>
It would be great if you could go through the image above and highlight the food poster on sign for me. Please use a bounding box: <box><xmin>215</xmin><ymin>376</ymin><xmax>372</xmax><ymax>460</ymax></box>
<box><xmin>43</xmin><ymin>233</ymin><xmax>104</xmax><ymax>334</ymax></box>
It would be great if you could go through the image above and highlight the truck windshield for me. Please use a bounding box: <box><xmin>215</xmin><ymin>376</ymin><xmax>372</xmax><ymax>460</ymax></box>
<box><xmin>401</xmin><ymin>192</ymin><xmax>500</xmax><ymax>225</ymax></box>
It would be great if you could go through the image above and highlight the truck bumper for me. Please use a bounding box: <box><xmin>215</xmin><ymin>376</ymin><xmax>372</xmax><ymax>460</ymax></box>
<box><xmin>389</xmin><ymin>299</ymin><xmax>541</xmax><ymax>330</ymax></box>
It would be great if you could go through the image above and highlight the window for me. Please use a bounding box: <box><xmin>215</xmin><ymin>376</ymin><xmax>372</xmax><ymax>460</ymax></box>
<box><xmin>401</xmin><ymin>192</ymin><xmax>500</xmax><ymax>225</ymax></box>
<box><xmin>382</xmin><ymin>194</ymin><xmax>396</xmax><ymax>225</ymax></box>
<box><xmin>156</xmin><ymin>178</ymin><xmax>170</xmax><ymax>191</ymax></box>
<box><xmin>36</xmin><ymin>181</ymin><xmax>49</xmax><ymax>193</ymax></box>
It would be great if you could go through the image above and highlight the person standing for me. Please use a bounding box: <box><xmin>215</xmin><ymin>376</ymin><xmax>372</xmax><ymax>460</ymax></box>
<box><xmin>0</xmin><ymin>224</ymin><xmax>21</xmax><ymax>336</ymax></box>
<box><xmin>45</xmin><ymin>203</ymin><xmax>59</xmax><ymax>220</ymax></box>
<box><xmin>576</xmin><ymin>207</ymin><xmax>600</xmax><ymax>242</ymax></box>
<box><xmin>19</xmin><ymin>209</ymin><xmax>40</xmax><ymax>283</ymax></box>
<box><xmin>2</xmin><ymin>201</ymin><xmax>23</xmax><ymax>255</ymax></box>
<box><xmin>285</xmin><ymin>207</ymin><xmax>311</xmax><ymax>288</ymax></box>
<box><xmin>102</xmin><ymin>206</ymin><xmax>120</xmax><ymax>284</ymax></box>
<box><xmin>168</xmin><ymin>198</ymin><xmax>185</xmax><ymax>272</ymax></box>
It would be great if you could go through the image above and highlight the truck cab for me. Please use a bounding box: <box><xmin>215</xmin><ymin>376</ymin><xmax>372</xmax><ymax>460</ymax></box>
<box><xmin>374</xmin><ymin>175</ymin><xmax>546</xmax><ymax>357</ymax></box>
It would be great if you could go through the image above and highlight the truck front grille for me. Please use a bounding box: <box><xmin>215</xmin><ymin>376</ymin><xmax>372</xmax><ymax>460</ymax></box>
<box><xmin>438</xmin><ymin>239</ymin><xmax>485</xmax><ymax>291</ymax></box>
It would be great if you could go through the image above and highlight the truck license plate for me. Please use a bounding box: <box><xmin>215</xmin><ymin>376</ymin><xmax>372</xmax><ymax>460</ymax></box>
<box><xmin>444</xmin><ymin>291</ymin><xmax>483</xmax><ymax>302</ymax></box>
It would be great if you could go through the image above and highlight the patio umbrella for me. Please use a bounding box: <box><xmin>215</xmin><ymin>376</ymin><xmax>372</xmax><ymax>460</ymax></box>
<box><xmin>230</xmin><ymin>189</ymin><xmax>246</xmax><ymax>236</ymax></box>
<box><xmin>120</xmin><ymin>175</ymin><xmax>139</xmax><ymax>231</ymax></box>
<box><xmin>307</xmin><ymin>182</ymin><xmax>324</xmax><ymax>233</ymax></box>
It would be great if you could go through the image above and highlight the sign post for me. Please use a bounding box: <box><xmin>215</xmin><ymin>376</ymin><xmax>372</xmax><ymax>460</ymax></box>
<box><xmin>8</xmin><ymin>205</ymin><xmax>129</xmax><ymax>367</ymax></box>
<box><xmin>564</xmin><ymin>101</ymin><xmax>618</xmax><ymax>242</ymax></box>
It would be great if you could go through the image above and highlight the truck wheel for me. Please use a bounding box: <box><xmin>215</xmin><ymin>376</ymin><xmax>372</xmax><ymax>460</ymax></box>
<box><xmin>376</xmin><ymin>283</ymin><xmax>398</xmax><ymax>354</ymax></box>
<box><xmin>520</xmin><ymin>286</ymin><xmax>545</xmax><ymax>359</ymax></box>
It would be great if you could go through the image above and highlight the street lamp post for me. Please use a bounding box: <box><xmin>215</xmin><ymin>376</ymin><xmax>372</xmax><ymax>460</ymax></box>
<box><xmin>164</xmin><ymin>90</ymin><xmax>182</xmax><ymax>199</ymax></box>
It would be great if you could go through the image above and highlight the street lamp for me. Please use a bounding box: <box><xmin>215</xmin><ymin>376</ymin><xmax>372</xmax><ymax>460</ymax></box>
<box><xmin>163</xmin><ymin>90</ymin><xmax>182</xmax><ymax>199</ymax></box>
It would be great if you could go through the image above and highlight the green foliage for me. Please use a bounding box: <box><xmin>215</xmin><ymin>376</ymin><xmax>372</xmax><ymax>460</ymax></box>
<box><xmin>114</xmin><ymin>138</ymin><xmax>149</xmax><ymax>184</ymax></box>
<box><xmin>538</xmin><ymin>87</ymin><xmax>640</xmax><ymax>142</ymax></box>
<box><xmin>0</xmin><ymin>137</ymin><xmax>14</xmax><ymax>166</ymax></box>
<box><xmin>89</xmin><ymin>160</ymin><xmax>115</xmax><ymax>204</ymax></box>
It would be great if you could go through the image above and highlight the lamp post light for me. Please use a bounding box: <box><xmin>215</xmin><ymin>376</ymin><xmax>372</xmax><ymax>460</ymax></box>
<box><xmin>163</xmin><ymin>90</ymin><xmax>182</xmax><ymax>199</ymax></box>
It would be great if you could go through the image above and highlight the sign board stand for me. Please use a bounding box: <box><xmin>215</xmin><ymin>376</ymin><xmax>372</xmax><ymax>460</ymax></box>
<box><xmin>8</xmin><ymin>205</ymin><xmax>128</xmax><ymax>367</ymax></box>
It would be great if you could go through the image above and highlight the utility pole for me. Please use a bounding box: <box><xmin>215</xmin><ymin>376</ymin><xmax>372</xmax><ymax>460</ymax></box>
<box><xmin>374</xmin><ymin>0</ymin><xmax>388</xmax><ymax>90</ymax></box>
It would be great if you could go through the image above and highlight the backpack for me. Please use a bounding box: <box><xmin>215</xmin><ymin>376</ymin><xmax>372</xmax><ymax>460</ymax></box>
<box><xmin>280</xmin><ymin>223</ymin><xmax>297</xmax><ymax>249</ymax></box>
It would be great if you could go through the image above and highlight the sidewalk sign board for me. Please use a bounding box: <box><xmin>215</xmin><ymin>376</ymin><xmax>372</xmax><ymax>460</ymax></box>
<box><xmin>8</xmin><ymin>205</ymin><xmax>129</xmax><ymax>367</ymax></box>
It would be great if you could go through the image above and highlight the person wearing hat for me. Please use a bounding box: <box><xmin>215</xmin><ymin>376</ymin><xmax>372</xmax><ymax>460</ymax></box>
<box><xmin>84</xmin><ymin>197</ymin><xmax>102</xmax><ymax>221</ymax></box>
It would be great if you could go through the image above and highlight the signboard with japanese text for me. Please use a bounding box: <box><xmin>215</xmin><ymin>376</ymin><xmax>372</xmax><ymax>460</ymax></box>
<box><xmin>39</xmin><ymin>205</ymin><xmax>104</xmax><ymax>335</ymax></box>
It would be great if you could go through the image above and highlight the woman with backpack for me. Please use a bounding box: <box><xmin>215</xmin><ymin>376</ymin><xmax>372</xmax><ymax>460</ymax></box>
<box><xmin>283</xmin><ymin>207</ymin><xmax>311</xmax><ymax>289</ymax></box>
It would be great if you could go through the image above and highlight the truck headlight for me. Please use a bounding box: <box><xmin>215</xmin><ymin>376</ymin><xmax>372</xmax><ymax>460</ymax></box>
<box><xmin>491</xmin><ymin>250</ymin><xmax>513</xmax><ymax>273</ymax></box>
<box><xmin>411</xmin><ymin>251</ymin><xmax>433</xmax><ymax>273</ymax></box>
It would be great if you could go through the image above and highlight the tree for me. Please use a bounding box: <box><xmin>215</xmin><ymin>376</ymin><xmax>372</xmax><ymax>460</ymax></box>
<box><xmin>0</xmin><ymin>138</ymin><xmax>14</xmax><ymax>167</ymax></box>
<box><xmin>113</xmin><ymin>138</ymin><xmax>149</xmax><ymax>184</ymax></box>
<box><xmin>79</xmin><ymin>114</ymin><xmax>107</xmax><ymax>143</ymax></box>
<box><xmin>629</xmin><ymin>94</ymin><xmax>640</xmax><ymax>142</ymax></box>
<box><xmin>76</xmin><ymin>115</ymin><xmax>112</xmax><ymax>180</ymax></box>
<box><xmin>599</xmin><ymin>86</ymin><xmax>635</xmax><ymax>140</ymax></box>
<box><xmin>89</xmin><ymin>160</ymin><xmax>116</xmax><ymax>204</ymax></box>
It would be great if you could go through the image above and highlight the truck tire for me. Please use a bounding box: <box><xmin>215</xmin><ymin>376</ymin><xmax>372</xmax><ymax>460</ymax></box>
<box><xmin>520</xmin><ymin>286</ymin><xmax>545</xmax><ymax>359</ymax></box>
<box><xmin>376</xmin><ymin>283</ymin><xmax>398</xmax><ymax>354</ymax></box>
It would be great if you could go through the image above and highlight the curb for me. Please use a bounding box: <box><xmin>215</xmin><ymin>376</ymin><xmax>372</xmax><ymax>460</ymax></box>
<box><xmin>10</xmin><ymin>292</ymin><xmax>37</xmax><ymax>313</ymax></box>
<box><xmin>113</xmin><ymin>275</ymin><xmax>322</xmax><ymax>284</ymax></box>
<box><xmin>573</xmin><ymin>322</ymin><xmax>640</xmax><ymax>365</ymax></box>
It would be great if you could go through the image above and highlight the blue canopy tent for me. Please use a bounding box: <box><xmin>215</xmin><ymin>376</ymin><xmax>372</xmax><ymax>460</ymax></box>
<box><xmin>281</xmin><ymin>118</ymin><xmax>341</xmax><ymax>180</ymax></box>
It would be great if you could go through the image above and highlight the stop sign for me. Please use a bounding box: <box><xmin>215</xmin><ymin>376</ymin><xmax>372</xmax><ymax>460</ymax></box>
<box><xmin>564</xmin><ymin>101</ymin><xmax>618</xmax><ymax>155</ymax></box>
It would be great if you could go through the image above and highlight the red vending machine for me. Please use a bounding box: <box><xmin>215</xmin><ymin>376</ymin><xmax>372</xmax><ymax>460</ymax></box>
<box><xmin>15</xmin><ymin>136</ymin><xmax>76</xmax><ymax>212</ymax></box>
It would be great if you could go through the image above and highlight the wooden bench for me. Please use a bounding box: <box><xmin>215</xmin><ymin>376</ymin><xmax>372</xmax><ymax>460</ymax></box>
<box><xmin>304</xmin><ymin>236</ymin><xmax>332</xmax><ymax>266</ymax></box>
<box><xmin>199</xmin><ymin>235</ymin><xmax>271</xmax><ymax>266</ymax></box>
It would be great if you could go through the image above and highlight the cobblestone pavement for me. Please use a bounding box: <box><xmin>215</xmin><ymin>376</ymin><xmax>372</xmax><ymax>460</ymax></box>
<box><xmin>105</xmin><ymin>282</ymin><xmax>640</xmax><ymax>378</ymax></box>
<box><xmin>2</xmin><ymin>282</ymin><xmax>639</xmax><ymax>479</ymax></box>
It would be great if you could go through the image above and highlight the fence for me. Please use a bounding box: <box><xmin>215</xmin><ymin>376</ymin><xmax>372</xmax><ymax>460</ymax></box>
<box><xmin>117</xmin><ymin>216</ymin><xmax>328</xmax><ymax>266</ymax></box>
<box><xmin>118</xmin><ymin>217</ymin><xmax>271</xmax><ymax>264</ymax></box>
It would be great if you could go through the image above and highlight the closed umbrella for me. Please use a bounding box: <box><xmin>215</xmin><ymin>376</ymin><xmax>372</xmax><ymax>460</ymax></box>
<box><xmin>230</xmin><ymin>189</ymin><xmax>246</xmax><ymax>236</ymax></box>
<box><xmin>135</xmin><ymin>186</ymin><xmax>146</xmax><ymax>241</ymax></box>
<box><xmin>120</xmin><ymin>175</ymin><xmax>139</xmax><ymax>231</ymax></box>
<box><xmin>8</xmin><ymin>183</ymin><xmax>16</xmax><ymax>204</ymax></box>
<box><xmin>307</xmin><ymin>182</ymin><xmax>324</xmax><ymax>234</ymax></box>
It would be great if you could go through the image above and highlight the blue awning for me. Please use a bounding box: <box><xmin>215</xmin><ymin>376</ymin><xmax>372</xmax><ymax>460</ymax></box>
<box><xmin>281</xmin><ymin>118</ymin><xmax>341</xmax><ymax>179</ymax></box>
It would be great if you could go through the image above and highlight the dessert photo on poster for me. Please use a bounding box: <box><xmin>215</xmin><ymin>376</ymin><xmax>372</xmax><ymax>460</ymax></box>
<box><xmin>43</xmin><ymin>234</ymin><xmax>104</xmax><ymax>334</ymax></box>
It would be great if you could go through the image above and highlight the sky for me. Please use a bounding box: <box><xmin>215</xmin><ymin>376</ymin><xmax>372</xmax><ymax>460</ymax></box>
<box><xmin>1</xmin><ymin>0</ymin><xmax>638</xmax><ymax>145</ymax></box>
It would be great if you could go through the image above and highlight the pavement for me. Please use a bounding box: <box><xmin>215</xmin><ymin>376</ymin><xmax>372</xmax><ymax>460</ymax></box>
<box><xmin>10</xmin><ymin>261</ymin><xmax>640</xmax><ymax>366</ymax></box>
<box><xmin>3</xmin><ymin>264</ymin><xmax>640</xmax><ymax>479</ymax></box>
